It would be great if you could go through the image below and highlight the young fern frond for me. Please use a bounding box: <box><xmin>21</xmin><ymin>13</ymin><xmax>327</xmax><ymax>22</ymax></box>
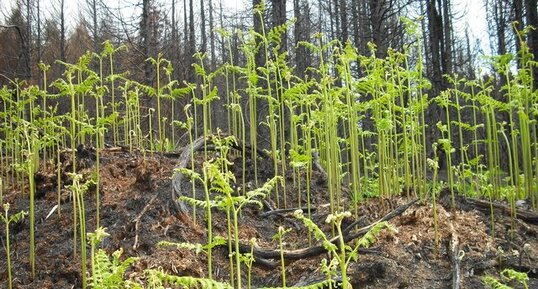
<box><xmin>179</xmin><ymin>196</ymin><xmax>217</xmax><ymax>209</ymax></box>
<box><xmin>146</xmin><ymin>269</ymin><xmax>233</xmax><ymax>289</ymax></box>
<box><xmin>293</xmin><ymin>210</ymin><xmax>336</xmax><ymax>252</ymax></box>
<box><xmin>88</xmin><ymin>227</ymin><xmax>138</xmax><ymax>289</ymax></box>
<box><xmin>356</xmin><ymin>221</ymin><xmax>393</xmax><ymax>249</ymax></box>
<box><xmin>259</xmin><ymin>279</ymin><xmax>336</xmax><ymax>289</ymax></box>
<box><xmin>89</xmin><ymin>248</ymin><xmax>138</xmax><ymax>289</ymax></box>
<box><xmin>159</xmin><ymin>237</ymin><xmax>226</xmax><ymax>255</ymax></box>
<box><xmin>482</xmin><ymin>276</ymin><xmax>513</xmax><ymax>289</ymax></box>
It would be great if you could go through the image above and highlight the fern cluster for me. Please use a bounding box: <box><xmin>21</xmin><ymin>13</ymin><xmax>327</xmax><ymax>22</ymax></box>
<box><xmin>87</xmin><ymin>227</ymin><xmax>139</xmax><ymax>289</ymax></box>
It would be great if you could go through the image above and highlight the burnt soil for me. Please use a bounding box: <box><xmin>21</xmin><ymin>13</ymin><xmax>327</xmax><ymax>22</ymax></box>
<box><xmin>1</xmin><ymin>146</ymin><xmax>537</xmax><ymax>288</ymax></box>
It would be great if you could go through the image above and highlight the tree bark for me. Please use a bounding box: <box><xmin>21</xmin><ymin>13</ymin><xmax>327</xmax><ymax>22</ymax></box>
<box><xmin>200</xmin><ymin>0</ymin><xmax>207</xmax><ymax>54</ymax></box>
<box><xmin>209</xmin><ymin>0</ymin><xmax>215</xmax><ymax>70</ymax></box>
<box><xmin>60</xmin><ymin>0</ymin><xmax>66</xmax><ymax>61</ymax></box>
<box><xmin>340</xmin><ymin>0</ymin><xmax>348</xmax><ymax>42</ymax></box>
<box><xmin>294</xmin><ymin>0</ymin><xmax>309</xmax><ymax>78</ymax></box>
<box><xmin>188</xmin><ymin>0</ymin><xmax>196</xmax><ymax>82</ymax></box>
<box><xmin>271</xmin><ymin>0</ymin><xmax>287</xmax><ymax>52</ymax></box>
<box><xmin>37</xmin><ymin>0</ymin><xmax>42</xmax><ymax>82</ymax></box>
<box><xmin>427</xmin><ymin>0</ymin><xmax>443</xmax><ymax>96</ymax></box>
<box><xmin>513</xmin><ymin>0</ymin><xmax>523</xmax><ymax>56</ymax></box>
<box><xmin>25</xmin><ymin>0</ymin><xmax>32</xmax><ymax>78</ymax></box>
<box><xmin>253</xmin><ymin>0</ymin><xmax>265</xmax><ymax>69</ymax></box>
<box><xmin>141</xmin><ymin>0</ymin><xmax>152</xmax><ymax>84</ymax></box>
<box><xmin>441</xmin><ymin>0</ymin><xmax>453</xmax><ymax>76</ymax></box>
<box><xmin>91</xmin><ymin>0</ymin><xmax>99</xmax><ymax>54</ymax></box>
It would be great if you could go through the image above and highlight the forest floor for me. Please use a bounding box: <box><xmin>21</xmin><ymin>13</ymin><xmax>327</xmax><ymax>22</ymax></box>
<box><xmin>1</xmin><ymin>144</ymin><xmax>537</xmax><ymax>289</ymax></box>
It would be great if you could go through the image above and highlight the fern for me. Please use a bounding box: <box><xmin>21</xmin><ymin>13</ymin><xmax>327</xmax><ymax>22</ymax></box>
<box><xmin>146</xmin><ymin>269</ymin><xmax>232</xmax><ymax>289</ymax></box>
<box><xmin>482</xmin><ymin>276</ymin><xmax>513</xmax><ymax>289</ymax></box>
<box><xmin>500</xmin><ymin>268</ymin><xmax>529</xmax><ymax>289</ymax></box>
<box><xmin>293</xmin><ymin>210</ymin><xmax>336</xmax><ymax>252</ymax></box>
<box><xmin>482</xmin><ymin>268</ymin><xmax>530</xmax><ymax>289</ymax></box>
<box><xmin>88</xmin><ymin>248</ymin><xmax>138</xmax><ymax>289</ymax></box>
<box><xmin>259</xmin><ymin>279</ymin><xmax>336</xmax><ymax>289</ymax></box>
<box><xmin>87</xmin><ymin>227</ymin><xmax>139</xmax><ymax>289</ymax></box>
<box><xmin>356</xmin><ymin>221</ymin><xmax>393</xmax><ymax>249</ymax></box>
<box><xmin>158</xmin><ymin>236</ymin><xmax>226</xmax><ymax>255</ymax></box>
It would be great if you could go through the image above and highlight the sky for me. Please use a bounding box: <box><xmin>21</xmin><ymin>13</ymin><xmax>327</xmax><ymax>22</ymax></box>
<box><xmin>1</xmin><ymin>0</ymin><xmax>490</xmax><ymax>55</ymax></box>
<box><xmin>453</xmin><ymin>0</ymin><xmax>490</xmax><ymax>54</ymax></box>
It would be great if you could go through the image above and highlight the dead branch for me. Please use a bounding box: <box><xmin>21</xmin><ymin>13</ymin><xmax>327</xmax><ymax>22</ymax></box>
<box><xmin>260</xmin><ymin>206</ymin><xmax>318</xmax><ymax>217</ymax></box>
<box><xmin>132</xmin><ymin>191</ymin><xmax>159</xmax><ymax>250</ymax></box>
<box><xmin>171</xmin><ymin>136</ymin><xmax>207</xmax><ymax>216</ymax></box>
<box><xmin>449</xmin><ymin>223</ymin><xmax>461</xmax><ymax>289</ymax></box>
<box><xmin>343</xmin><ymin>198</ymin><xmax>418</xmax><ymax>236</ymax></box>
<box><xmin>236</xmin><ymin>198</ymin><xmax>416</xmax><ymax>265</ymax></box>
<box><xmin>465</xmin><ymin>197</ymin><xmax>538</xmax><ymax>224</ymax></box>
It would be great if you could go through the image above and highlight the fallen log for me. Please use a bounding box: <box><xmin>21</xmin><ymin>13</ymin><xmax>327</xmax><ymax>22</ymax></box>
<box><xmin>464</xmin><ymin>197</ymin><xmax>538</xmax><ymax>224</ymax></box>
<box><xmin>440</xmin><ymin>191</ymin><xmax>538</xmax><ymax>225</ymax></box>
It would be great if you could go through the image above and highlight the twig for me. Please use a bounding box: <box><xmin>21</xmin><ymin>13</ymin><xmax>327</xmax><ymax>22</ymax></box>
<box><xmin>132</xmin><ymin>192</ymin><xmax>159</xmax><ymax>250</ymax></box>
<box><xmin>343</xmin><ymin>198</ymin><xmax>417</xmax><ymax>235</ymax></box>
<box><xmin>260</xmin><ymin>206</ymin><xmax>318</xmax><ymax>217</ymax></box>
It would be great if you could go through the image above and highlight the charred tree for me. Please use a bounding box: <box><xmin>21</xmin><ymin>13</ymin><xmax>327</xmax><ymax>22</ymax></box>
<box><xmin>141</xmin><ymin>0</ymin><xmax>152</xmax><ymax>84</ymax></box>
<box><xmin>188</xmin><ymin>0</ymin><xmax>196</xmax><ymax>82</ymax></box>
<box><xmin>294</xmin><ymin>0</ymin><xmax>311</xmax><ymax>78</ymax></box>
<box><xmin>200</xmin><ymin>0</ymin><xmax>207</xmax><ymax>54</ymax></box>
<box><xmin>271</xmin><ymin>0</ymin><xmax>287</xmax><ymax>52</ymax></box>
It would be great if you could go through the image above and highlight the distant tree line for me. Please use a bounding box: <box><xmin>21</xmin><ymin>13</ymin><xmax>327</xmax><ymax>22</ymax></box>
<box><xmin>1</xmin><ymin>0</ymin><xmax>536</xmax><ymax>86</ymax></box>
<box><xmin>0</xmin><ymin>0</ymin><xmax>537</xmax><ymax>164</ymax></box>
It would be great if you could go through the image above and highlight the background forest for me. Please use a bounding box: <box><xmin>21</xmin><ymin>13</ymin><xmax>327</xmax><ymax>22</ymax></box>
<box><xmin>2</xmin><ymin>0</ymin><xmax>538</xmax><ymax>131</ymax></box>
<box><xmin>1</xmin><ymin>0</ymin><xmax>537</xmax><ymax>160</ymax></box>
<box><xmin>1</xmin><ymin>0</ymin><xmax>536</xmax><ymax>98</ymax></box>
<box><xmin>1</xmin><ymin>0</ymin><xmax>537</xmax><ymax>85</ymax></box>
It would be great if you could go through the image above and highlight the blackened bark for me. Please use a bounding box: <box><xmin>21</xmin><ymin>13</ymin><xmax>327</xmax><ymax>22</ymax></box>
<box><xmin>209</xmin><ymin>0</ymin><xmax>215</xmax><ymax>70</ymax></box>
<box><xmin>60</xmin><ymin>0</ymin><xmax>66</xmax><ymax>61</ymax></box>
<box><xmin>188</xmin><ymin>0</ymin><xmax>196</xmax><ymax>82</ymax></box>
<box><xmin>200</xmin><ymin>0</ymin><xmax>207</xmax><ymax>54</ymax></box>
<box><xmin>253</xmin><ymin>0</ymin><xmax>265</xmax><ymax>69</ymax></box>
<box><xmin>294</xmin><ymin>0</ymin><xmax>309</xmax><ymax>78</ymax></box>
<box><xmin>340</xmin><ymin>0</ymin><xmax>348</xmax><ymax>42</ymax></box>
<box><xmin>37</xmin><ymin>0</ymin><xmax>42</xmax><ymax>79</ymax></box>
<box><xmin>271</xmin><ymin>0</ymin><xmax>287</xmax><ymax>52</ymax></box>
<box><xmin>141</xmin><ymin>0</ymin><xmax>152</xmax><ymax>84</ymax></box>
<box><xmin>333</xmin><ymin>0</ymin><xmax>340</xmax><ymax>42</ymax></box>
<box><xmin>25</xmin><ymin>0</ymin><xmax>32</xmax><ymax>78</ymax></box>
<box><xmin>513</xmin><ymin>0</ymin><xmax>523</xmax><ymax>56</ymax></box>
<box><xmin>427</xmin><ymin>0</ymin><xmax>443</xmax><ymax>96</ymax></box>
<box><xmin>91</xmin><ymin>0</ymin><xmax>99</xmax><ymax>54</ymax></box>
<box><xmin>441</xmin><ymin>0</ymin><xmax>453</xmax><ymax>76</ymax></box>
